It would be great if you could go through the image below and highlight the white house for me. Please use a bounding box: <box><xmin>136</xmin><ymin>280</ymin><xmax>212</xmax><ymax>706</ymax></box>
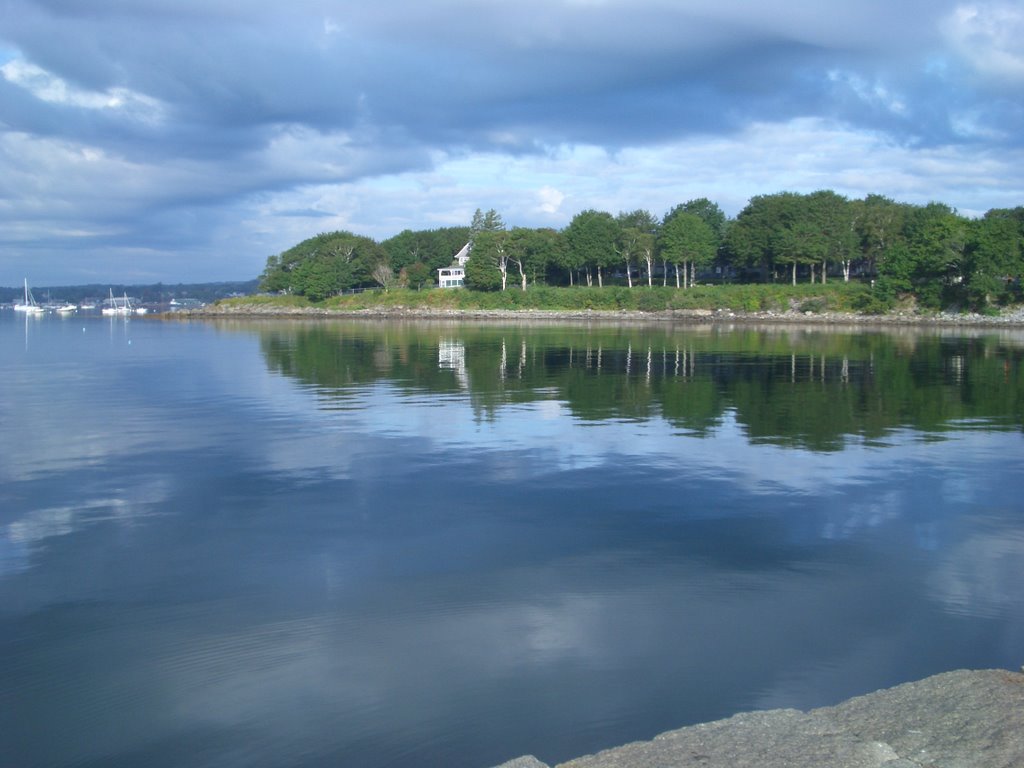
<box><xmin>438</xmin><ymin>242</ymin><xmax>471</xmax><ymax>288</ymax></box>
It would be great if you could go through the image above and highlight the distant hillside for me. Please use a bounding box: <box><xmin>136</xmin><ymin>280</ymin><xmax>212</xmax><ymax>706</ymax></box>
<box><xmin>0</xmin><ymin>280</ymin><xmax>259</xmax><ymax>304</ymax></box>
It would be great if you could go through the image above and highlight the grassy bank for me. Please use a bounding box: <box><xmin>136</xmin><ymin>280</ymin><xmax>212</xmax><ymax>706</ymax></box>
<box><xmin>222</xmin><ymin>283</ymin><xmax>892</xmax><ymax>315</ymax></box>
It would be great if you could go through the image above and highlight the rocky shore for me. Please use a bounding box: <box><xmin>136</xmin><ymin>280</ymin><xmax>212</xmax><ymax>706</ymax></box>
<box><xmin>185</xmin><ymin>302</ymin><xmax>1024</xmax><ymax>328</ymax></box>
<box><xmin>493</xmin><ymin>668</ymin><xmax>1024</xmax><ymax>768</ymax></box>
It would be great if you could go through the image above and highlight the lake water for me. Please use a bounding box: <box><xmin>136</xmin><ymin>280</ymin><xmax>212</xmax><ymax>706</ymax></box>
<box><xmin>2</xmin><ymin>312</ymin><xmax>1023</xmax><ymax>768</ymax></box>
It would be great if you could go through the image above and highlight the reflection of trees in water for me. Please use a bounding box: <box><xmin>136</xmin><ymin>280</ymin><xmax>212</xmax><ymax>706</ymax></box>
<box><xmin>258</xmin><ymin>322</ymin><xmax>1024</xmax><ymax>452</ymax></box>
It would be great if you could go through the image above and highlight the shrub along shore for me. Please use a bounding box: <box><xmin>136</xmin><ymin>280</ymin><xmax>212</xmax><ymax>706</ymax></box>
<box><xmin>191</xmin><ymin>284</ymin><xmax>1024</xmax><ymax>327</ymax></box>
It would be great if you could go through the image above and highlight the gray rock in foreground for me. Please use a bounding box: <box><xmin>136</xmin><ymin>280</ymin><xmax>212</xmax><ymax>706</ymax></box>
<box><xmin>493</xmin><ymin>669</ymin><xmax>1024</xmax><ymax>768</ymax></box>
<box><xmin>492</xmin><ymin>758</ymin><xmax>550</xmax><ymax>768</ymax></box>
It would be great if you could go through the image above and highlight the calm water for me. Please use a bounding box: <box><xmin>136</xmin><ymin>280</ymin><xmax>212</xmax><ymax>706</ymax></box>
<box><xmin>2</xmin><ymin>312</ymin><xmax>1023</xmax><ymax>768</ymax></box>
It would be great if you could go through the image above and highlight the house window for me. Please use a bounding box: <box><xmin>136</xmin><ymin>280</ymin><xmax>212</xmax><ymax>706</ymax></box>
<box><xmin>438</xmin><ymin>268</ymin><xmax>465</xmax><ymax>288</ymax></box>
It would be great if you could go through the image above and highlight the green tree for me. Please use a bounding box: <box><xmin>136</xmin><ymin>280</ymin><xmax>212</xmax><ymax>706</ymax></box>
<box><xmin>670</xmin><ymin>198</ymin><xmax>727</xmax><ymax>241</ymax></box>
<box><xmin>404</xmin><ymin>262</ymin><xmax>433</xmax><ymax>290</ymax></box>
<box><xmin>852</xmin><ymin>194</ymin><xmax>908</xmax><ymax>278</ymax></box>
<box><xmin>533</xmin><ymin>228</ymin><xmax>566</xmax><ymax>286</ymax></box>
<box><xmin>964</xmin><ymin>208</ymin><xmax>1024</xmax><ymax>308</ymax></box>
<box><xmin>617</xmin><ymin>210</ymin><xmax>659</xmax><ymax>287</ymax></box>
<box><xmin>893</xmin><ymin>202</ymin><xmax>969</xmax><ymax>307</ymax></box>
<box><xmin>553</xmin><ymin>227</ymin><xmax>585</xmax><ymax>286</ymax></box>
<box><xmin>726</xmin><ymin>194</ymin><xmax>782</xmax><ymax>279</ymax></box>
<box><xmin>565</xmin><ymin>210</ymin><xmax>619</xmax><ymax>287</ymax></box>
<box><xmin>660</xmin><ymin>212</ymin><xmax>716</xmax><ymax>288</ymax></box>
<box><xmin>381</xmin><ymin>227</ymin><xmax>471</xmax><ymax>274</ymax></box>
<box><xmin>727</xmin><ymin>193</ymin><xmax>828</xmax><ymax>285</ymax></box>
<box><xmin>259</xmin><ymin>254</ymin><xmax>288</xmax><ymax>293</ymax></box>
<box><xmin>680</xmin><ymin>198</ymin><xmax>729</xmax><ymax>282</ymax></box>
<box><xmin>470</xmin><ymin>208</ymin><xmax>505</xmax><ymax>243</ymax></box>
<box><xmin>774</xmin><ymin>213</ymin><xmax>827</xmax><ymax>286</ymax></box>
<box><xmin>615</xmin><ymin>226</ymin><xmax>640</xmax><ymax>288</ymax></box>
<box><xmin>465</xmin><ymin>229</ymin><xmax>509</xmax><ymax>291</ymax></box>
<box><xmin>292</xmin><ymin>253</ymin><xmax>347</xmax><ymax>301</ymax></box>
<box><xmin>464</xmin><ymin>210</ymin><xmax>508</xmax><ymax>291</ymax></box>
<box><xmin>259</xmin><ymin>231</ymin><xmax>384</xmax><ymax>299</ymax></box>
<box><xmin>505</xmin><ymin>227</ymin><xmax>558</xmax><ymax>290</ymax></box>
<box><xmin>807</xmin><ymin>190</ymin><xmax>855</xmax><ymax>283</ymax></box>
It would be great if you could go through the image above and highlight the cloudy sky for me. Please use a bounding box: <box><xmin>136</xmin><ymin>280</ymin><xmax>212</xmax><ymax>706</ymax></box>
<box><xmin>2</xmin><ymin>0</ymin><xmax>1023</xmax><ymax>284</ymax></box>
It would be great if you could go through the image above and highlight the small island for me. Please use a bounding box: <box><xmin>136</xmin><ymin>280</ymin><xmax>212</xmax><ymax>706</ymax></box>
<box><xmin>224</xmin><ymin>196</ymin><xmax>1023</xmax><ymax>323</ymax></box>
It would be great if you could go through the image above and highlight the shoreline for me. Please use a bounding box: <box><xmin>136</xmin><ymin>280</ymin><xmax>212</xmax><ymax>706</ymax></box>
<box><xmin>492</xmin><ymin>668</ymin><xmax>1024</xmax><ymax>768</ymax></box>
<box><xmin>182</xmin><ymin>303</ymin><xmax>1024</xmax><ymax>329</ymax></box>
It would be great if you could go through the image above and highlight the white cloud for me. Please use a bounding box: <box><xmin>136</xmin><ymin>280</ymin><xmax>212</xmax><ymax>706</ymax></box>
<box><xmin>949</xmin><ymin>110</ymin><xmax>1009</xmax><ymax>140</ymax></box>
<box><xmin>828</xmin><ymin>70</ymin><xmax>908</xmax><ymax>116</ymax></box>
<box><xmin>322</xmin><ymin>17</ymin><xmax>342</xmax><ymax>36</ymax></box>
<box><xmin>1</xmin><ymin>58</ymin><xmax>165</xmax><ymax>122</ymax></box>
<box><xmin>943</xmin><ymin>3</ymin><xmax>1024</xmax><ymax>83</ymax></box>
<box><xmin>536</xmin><ymin>185</ymin><xmax>565</xmax><ymax>215</ymax></box>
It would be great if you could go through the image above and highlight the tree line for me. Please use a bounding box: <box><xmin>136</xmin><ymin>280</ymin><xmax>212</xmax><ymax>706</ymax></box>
<box><xmin>258</xmin><ymin>192</ymin><xmax>1024</xmax><ymax>311</ymax></box>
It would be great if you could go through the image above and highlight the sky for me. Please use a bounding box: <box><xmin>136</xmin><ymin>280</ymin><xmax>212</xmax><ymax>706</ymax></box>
<box><xmin>1</xmin><ymin>0</ymin><xmax>1023</xmax><ymax>285</ymax></box>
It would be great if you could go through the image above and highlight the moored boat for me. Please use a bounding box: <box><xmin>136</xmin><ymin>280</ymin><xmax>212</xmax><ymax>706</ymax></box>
<box><xmin>101</xmin><ymin>289</ymin><xmax>132</xmax><ymax>316</ymax></box>
<box><xmin>13</xmin><ymin>279</ymin><xmax>44</xmax><ymax>314</ymax></box>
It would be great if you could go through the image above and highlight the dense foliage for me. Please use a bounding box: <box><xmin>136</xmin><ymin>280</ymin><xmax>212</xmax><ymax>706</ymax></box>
<box><xmin>381</xmin><ymin>226</ymin><xmax>470</xmax><ymax>282</ymax></box>
<box><xmin>257</xmin><ymin>195</ymin><xmax>1024</xmax><ymax>312</ymax></box>
<box><xmin>259</xmin><ymin>231</ymin><xmax>386</xmax><ymax>301</ymax></box>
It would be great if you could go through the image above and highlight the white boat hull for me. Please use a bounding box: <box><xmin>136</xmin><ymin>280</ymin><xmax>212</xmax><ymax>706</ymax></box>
<box><xmin>16</xmin><ymin>279</ymin><xmax>44</xmax><ymax>313</ymax></box>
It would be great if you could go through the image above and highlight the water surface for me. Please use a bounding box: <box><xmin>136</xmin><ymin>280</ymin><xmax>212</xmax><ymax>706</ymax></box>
<box><xmin>2</xmin><ymin>313</ymin><xmax>1022</xmax><ymax>767</ymax></box>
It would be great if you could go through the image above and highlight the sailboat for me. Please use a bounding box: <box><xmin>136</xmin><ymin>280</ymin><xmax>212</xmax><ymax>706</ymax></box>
<box><xmin>101</xmin><ymin>289</ymin><xmax>132</xmax><ymax>316</ymax></box>
<box><xmin>13</xmin><ymin>279</ymin><xmax>44</xmax><ymax>314</ymax></box>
